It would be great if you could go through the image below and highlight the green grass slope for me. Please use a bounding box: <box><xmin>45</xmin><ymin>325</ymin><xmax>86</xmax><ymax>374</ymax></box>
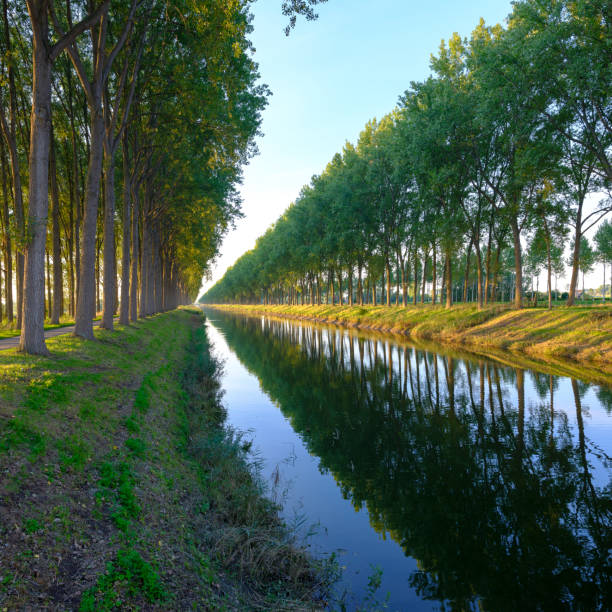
<box><xmin>0</xmin><ymin>309</ymin><xmax>329</xmax><ymax>610</ymax></box>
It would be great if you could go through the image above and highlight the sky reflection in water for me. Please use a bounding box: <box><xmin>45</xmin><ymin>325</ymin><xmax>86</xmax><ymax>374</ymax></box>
<box><xmin>205</xmin><ymin>310</ymin><xmax>612</xmax><ymax>612</ymax></box>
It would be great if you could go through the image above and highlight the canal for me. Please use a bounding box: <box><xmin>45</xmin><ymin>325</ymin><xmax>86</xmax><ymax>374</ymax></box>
<box><xmin>204</xmin><ymin>308</ymin><xmax>611</xmax><ymax>611</ymax></box>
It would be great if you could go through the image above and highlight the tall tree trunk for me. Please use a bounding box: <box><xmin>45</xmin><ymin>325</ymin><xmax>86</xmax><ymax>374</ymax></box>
<box><xmin>130</xmin><ymin>182</ymin><xmax>140</xmax><ymax>321</ymax></box>
<box><xmin>395</xmin><ymin>260</ymin><xmax>400</xmax><ymax>306</ymax></box>
<box><xmin>23</xmin><ymin>0</ymin><xmax>106</xmax><ymax>352</ymax></box>
<box><xmin>101</xmin><ymin>153</ymin><xmax>116</xmax><ymax>329</ymax></box>
<box><xmin>20</xmin><ymin>13</ymin><xmax>52</xmax><ymax>355</ymax></box>
<box><xmin>413</xmin><ymin>250</ymin><xmax>418</xmax><ymax>304</ymax></box>
<box><xmin>431</xmin><ymin>243</ymin><xmax>437</xmax><ymax>305</ymax></box>
<box><xmin>421</xmin><ymin>251</ymin><xmax>427</xmax><ymax>304</ymax></box>
<box><xmin>1</xmin><ymin>147</ymin><xmax>13</xmax><ymax>322</ymax></box>
<box><xmin>567</xmin><ymin>207</ymin><xmax>583</xmax><ymax>306</ymax></box>
<box><xmin>120</xmin><ymin>135</ymin><xmax>131</xmax><ymax>324</ymax></box>
<box><xmin>50</xmin><ymin>130</ymin><xmax>63</xmax><ymax>324</ymax></box>
<box><xmin>546</xmin><ymin>237</ymin><xmax>552</xmax><ymax>309</ymax></box>
<box><xmin>484</xmin><ymin>224</ymin><xmax>492</xmax><ymax>304</ymax></box>
<box><xmin>386</xmin><ymin>259</ymin><xmax>391</xmax><ymax>306</ymax></box>
<box><xmin>510</xmin><ymin>217</ymin><xmax>523</xmax><ymax>309</ymax></box>
<box><xmin>401</xmin><ymin>258</ymin><xmax>407</xmax><ymax>306</ymax></box>
<box><xmin>491</xmin><ymin>241</ymin><xmax>502</xmax><ymax>303</ymax></box>
<box><xmin>463</xmin><ymin>239</ymin><xmax>472</xmax><ymax>303</ymax></box>
<box><xmin>445</xmin><ymin>248</ymin><xmax>452</xmax><ymax>309</ymax></box>
<box><xmin>475</xmin><ymin>245</ymin><xmax>483</xmax><ymax>310</ymax></box>
<box><xmin>3</xmin><ymin>0</ymin><xmax>25</xmax><ymax>331</ymax></box>
<box><xmin>75</xmin><ymin>106</ymin><xmax>104</xmax><ymax>338</ymax></box>
<box><xmin>46</xmin><ymin>250</ymin><xmax>51</xmax><ymax>317</ymax></box>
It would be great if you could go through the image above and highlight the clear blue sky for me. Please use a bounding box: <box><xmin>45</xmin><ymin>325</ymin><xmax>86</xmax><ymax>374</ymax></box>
<box><xmin>199</xmin><ymin>0</ymin><xmax>517</xmax><ymax>295</ymax></box>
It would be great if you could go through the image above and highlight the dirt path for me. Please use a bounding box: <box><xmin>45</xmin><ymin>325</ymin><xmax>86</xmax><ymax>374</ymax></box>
<box><xmin>0</xmin><ymin>321</ymin><xmax>106</xmax><ymax>351</ymax></box>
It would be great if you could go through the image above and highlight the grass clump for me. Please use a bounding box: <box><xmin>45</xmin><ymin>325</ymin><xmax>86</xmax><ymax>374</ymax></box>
<box><xmin>79</xmin><ymin>548</ymin><xmax>167</xmax><ymax>611</ymax></box>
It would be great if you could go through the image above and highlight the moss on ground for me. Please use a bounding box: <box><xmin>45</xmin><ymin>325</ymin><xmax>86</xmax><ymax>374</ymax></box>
<box><xmin>0</xmin><ymin>308</ymin><xmax>330</xmax><ymax>610</ymax></box>
<box><xmin>208</xmin><ymin>304</ymin><xmax>612</xmax><ymax>385</ymax></box>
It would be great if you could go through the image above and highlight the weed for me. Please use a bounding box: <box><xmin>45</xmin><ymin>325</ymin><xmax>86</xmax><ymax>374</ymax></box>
<box><xmin>122</xmin><ymin>415</ymin><xmax>140</xmax><ymax>433</ymax></box>
<box><xmin>56</xmin><ymin>435</ymin><xmax>90</xmax><ymax>471</ymax></box>
<box><xmin>25</xmin><ymin>376</ymin><xmax>68</xmax><ymax>411</ymax></box>
<box><xmin>0</xmin><ymin>418</ymin><xmax>45</xmax><ymax>459</ymax></box>
<box><xmin>134</xmin><ymin>372</ymin><xmax>157</xmax><ymax>413</ymax></box>
<box><xmin>0</xmin><ymin>571</ymin><xmax>13</xmax><ymax>592</ymax></box>
<box><xmin>125</xmin><ymin>437</ymin><xmax>146</xmax><ymax>457</ymax></box>
<box><xmin>79</xmin><ymin>548</ymin><xmax>167</xmax><ymax>611</ymax></box>
<box><xmin>97</xmin><ymin>461</ymin><xmax>140</xmax><ymax>530</ymax></box>
<box><xmin>23</xmin><ymin>518</ymin><xmax>42</xmax><ymax>534</ymax></box>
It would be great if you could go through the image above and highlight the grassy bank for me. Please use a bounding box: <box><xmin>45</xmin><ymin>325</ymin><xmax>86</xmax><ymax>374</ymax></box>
<box><xmin>0</xmin><ymin>309</ymin><xmax>329</xmax><ymax>610</ymax></box>
<box><xmin>207</xmin><ymin>303</ymin><xmax>612</xmax><ymax>381</ymax></box>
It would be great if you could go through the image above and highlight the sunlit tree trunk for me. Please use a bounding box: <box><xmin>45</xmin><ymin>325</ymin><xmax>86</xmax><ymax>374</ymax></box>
<box><xmin>130</xmin><ymin>180</ymin><xmax>139</xmax><ymax>322</ymax></box>
<box><xmin>20</xmin><ymin>4</ymin><xmax>53</xmax><ymax>355</ymax></box>
<box><xmin>431</xmin><ymin>243</ymin><xmax>437</xmax><ymax>305</ymax></box>
<box><xmin>120</xmin><ymin>133</ymin><xmax>131</xmax><ymax>324</ymax></box>
<box><xmin>444</xmin><ymin>249</ymin><xmax>452</xmax><ymax>309</ymax></box>
<box><xmin>50</xmin><ymin>129</ymin><xmax>63</xmax><ymax>324</ymax></box>
<box><xmin>1</xmin><ymin>148</ymin><xmax>13</xmax><ymax>322</ymax></box>
<box><xmin>2</xmin><ymin>0</ymin><xmax>25</xmax><ymax>330</ymax></box>
<box><xmin>510</xmin><ymin>217</ymin><xmax>523</xmax><ymax>309</ymax></box>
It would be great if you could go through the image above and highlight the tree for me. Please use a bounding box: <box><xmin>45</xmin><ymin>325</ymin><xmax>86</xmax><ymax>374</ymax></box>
<box><xmin>594</xmin><ymin>220</ymin><xmax>612</xmax><ymax>301</ymax></box>
<box><xmin>567</xmin><ymin>236</ymin><xmax>596</xmax><ymax>299</ymax></box>
<box><xmin>20</xmin><ymin>1</ymin><xmax>109</xmax><ymax>354</ymax></box>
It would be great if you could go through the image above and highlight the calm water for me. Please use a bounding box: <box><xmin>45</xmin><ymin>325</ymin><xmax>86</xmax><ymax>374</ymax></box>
<box><xmin>204</xmin><ymin>309</ymin><xmax>612</xmax><ymax>611</ymax></box>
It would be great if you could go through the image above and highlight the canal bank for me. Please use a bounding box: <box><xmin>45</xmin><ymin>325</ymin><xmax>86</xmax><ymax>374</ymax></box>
<box><xmin>206</xmin><ymin>304</ymin><xmax>612</xmax><ymax>385</ymax></box>
<box><xmin>0</xmin><ymin>309</ymin><xmax>329</xmax><ymax>610</ymax></box>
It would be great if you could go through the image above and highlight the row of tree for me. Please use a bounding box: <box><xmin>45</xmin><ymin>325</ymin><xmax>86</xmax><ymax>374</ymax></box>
<box><xmin>203</xmin><ymin>0</ymin><xmax>611</xmax><ymax>309</ymax></box>
<box><xmin>0</xmin><ymin>0</ymin><xmax>327</xmax><ymax>355</ymax></box>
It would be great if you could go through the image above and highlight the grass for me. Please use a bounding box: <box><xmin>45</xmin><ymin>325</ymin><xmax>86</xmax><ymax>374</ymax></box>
<box><xmin>207</xmin><ymin>303</ymin><xmax>612</xmax><ymax>384</ymax></box>
<box><xmin>0</xmin><ymin>308</ymin><xmax>331</xmax><ymax>610</ymax></box>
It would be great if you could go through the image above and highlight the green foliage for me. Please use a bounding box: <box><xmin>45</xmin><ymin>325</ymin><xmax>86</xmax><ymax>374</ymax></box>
<box><xmin>133</xmin><ymin>378</ymin><xmax>151</xmax><ymax>413</ymax></box>
<box><xmin>568</xmin><ymin>236</ymin><xmax>597</xmax><ymax>275</ymax></box>
<box><xmin>97</xmin><ymin>461</ymin><xmax>140</xmax><ymax>531</ymax></box>
<box><xmin>125</xmin><ymin>437</ymin><xmax>146</xmax><ymax>457</ymax></box>
<box><xmin>595</xmin><ymin>221</ymin><xmax>612</xmax><ymax>263</ymax></box>
<box><xmin>23</xmin><ymin>518</ymin><xmax>42</xmax><ymax>534</ymax></box>
<box><xmin>204</xmin><ymin>0</ymin><xmax>611</xmax><ymax>310</ymax></box>
<box><xmin>0</xmin><ymin>418</ymin><xmax>46</xmax><ymax>459</ymax></box>
<box><xmin>25</xmin><ymin>376</ymin><xmax>69</xmax><ymax>411</ymax></box>
<box><xmin>79</xmin><ymin>548</ymin><xmax>167</xmax><ymax>611</ymax></box>
<box><xmin>56</xmin><ymin>435</ymin><xmax>90</xmax><ymax>472</ymax></box>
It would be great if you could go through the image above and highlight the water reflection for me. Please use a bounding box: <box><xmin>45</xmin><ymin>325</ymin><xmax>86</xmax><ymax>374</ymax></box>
<box><xmin>210</xmin><ymin>312</ymin><xmax>612</xmax><ymax>611</ymax></box>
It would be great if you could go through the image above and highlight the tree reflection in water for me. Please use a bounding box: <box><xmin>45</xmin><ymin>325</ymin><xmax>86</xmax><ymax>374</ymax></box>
<box><xmin>213</xmin><ymin>313</ymin><xmax>612</xmax><ymax>611</ymax></box>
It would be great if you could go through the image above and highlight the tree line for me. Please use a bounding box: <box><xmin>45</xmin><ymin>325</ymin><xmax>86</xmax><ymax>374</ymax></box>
<box><xmin>203</xmin><ymin>0</ymin><xmax>612</xmax><ymax>310</ymax></box>
<box><xmin>0</xmin><ymin>0</ymin><xmax>329</xmax><ymax>355</ymax></box>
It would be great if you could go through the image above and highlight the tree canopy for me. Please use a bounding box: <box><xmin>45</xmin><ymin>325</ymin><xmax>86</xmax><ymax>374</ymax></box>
<box><xmin>204</xmin><ymin>0</ymin><xmax>611</xmax><ymax>309</ymax></box>
<box><xmin>0</xmin><ymin>0</ymin><xmax>327</xmax><ymax>353</ymax></box>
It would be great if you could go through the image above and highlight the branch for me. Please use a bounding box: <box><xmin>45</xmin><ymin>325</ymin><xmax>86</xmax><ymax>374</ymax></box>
<box><xmin>50</xmin><ymin>0</ymin><xmax>110</xmax><ymax>61</ymax></box>
<box><xmin>102</xmin><ymin>0</ymin><xmax>141</xmax><ymax>85</ymax></box>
